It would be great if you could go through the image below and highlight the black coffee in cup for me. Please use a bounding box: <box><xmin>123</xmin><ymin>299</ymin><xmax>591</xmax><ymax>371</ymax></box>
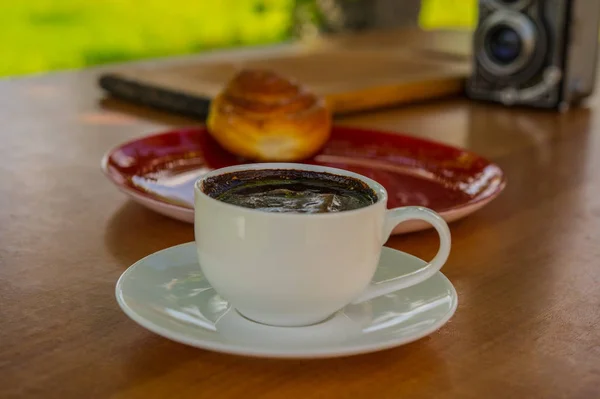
<box><xmin>202</xmin><ymin>169</ymin><xmax>377</xmax><ymax>214</ymax></box>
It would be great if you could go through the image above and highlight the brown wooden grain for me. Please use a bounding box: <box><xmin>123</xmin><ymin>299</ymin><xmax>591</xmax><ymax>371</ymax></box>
<box><xmin>107</xmin><ymin>28</ymin><xmax>470</xmax><ymax>114</ymax></box>
<box><xmin>1</xmin><ymin>33</ymin><xmax>600</xmax><ymax>399</ymax></box>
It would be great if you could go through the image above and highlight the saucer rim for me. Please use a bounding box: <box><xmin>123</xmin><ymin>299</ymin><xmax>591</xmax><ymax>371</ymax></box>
<box><xmin>115</xmin><ymin>242</ymin><xmax>458</xmax><ymax>359</ymax></box>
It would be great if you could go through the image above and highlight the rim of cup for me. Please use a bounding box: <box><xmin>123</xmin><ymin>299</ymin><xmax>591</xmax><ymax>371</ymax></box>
<box><xmin>194</xmin><ymin>163</ymin><xmax>389</xmax><ymax>219</ymax></box>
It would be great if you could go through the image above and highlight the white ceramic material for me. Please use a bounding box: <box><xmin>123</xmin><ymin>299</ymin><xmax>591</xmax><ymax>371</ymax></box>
<box><xmin>194</xmin><ymin>163</ymin><xmax>451</xmax><ymax>327</ymax></box>
<box><xmin>115</xmin><ymin>242</ymin><xmax>458</xmax><ymax>359</ymax></box>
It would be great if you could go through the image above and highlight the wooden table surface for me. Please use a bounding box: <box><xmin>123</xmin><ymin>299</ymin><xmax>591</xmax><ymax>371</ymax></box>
<box><xmin>1</xmin><ymin>33</ymin><xmax>600</xmax><ymax>399</ymax></box>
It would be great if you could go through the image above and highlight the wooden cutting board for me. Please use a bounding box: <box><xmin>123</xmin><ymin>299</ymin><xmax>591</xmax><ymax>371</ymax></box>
<box><xmin>99</xmin><ymin>28</ymin><xmax>472</xmax><ymax>118</ymax></box>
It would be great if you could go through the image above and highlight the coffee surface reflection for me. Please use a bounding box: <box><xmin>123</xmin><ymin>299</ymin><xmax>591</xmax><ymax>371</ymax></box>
<box><xmin>202</xmin><ymin>169</ymin><xmax>378</xmax><ymax>214</ymax></box>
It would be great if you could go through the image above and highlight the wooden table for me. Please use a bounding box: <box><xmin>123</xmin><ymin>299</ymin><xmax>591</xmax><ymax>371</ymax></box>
<box><xmin>1</xmin><ymin>34</ymin><xmax>599</xmax><ymax>399</ymax></box>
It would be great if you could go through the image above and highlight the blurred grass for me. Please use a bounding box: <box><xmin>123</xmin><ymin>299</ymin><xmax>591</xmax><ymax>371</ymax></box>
<box><xmin>420</xmin><ymin>0</ymin><xmax>477</xmax><ymax>29</ymax></box>
<box><xmin>0</xmin><ymin>0</ymin><xmax>476</xmax><ymax>78</ymax></box>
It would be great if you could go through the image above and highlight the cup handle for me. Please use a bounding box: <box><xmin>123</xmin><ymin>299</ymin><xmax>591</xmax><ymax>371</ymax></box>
<box><xmin>351</xmin><ymin>206</ymin><xmax>451</xmax><ymax>304</ymax></box>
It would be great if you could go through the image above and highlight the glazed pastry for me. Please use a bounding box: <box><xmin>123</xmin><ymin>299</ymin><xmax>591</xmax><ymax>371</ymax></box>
<box><xmin>207</xmin><ymin>69</ymin><xmax>332</xmax><ymax>161</ymax></box>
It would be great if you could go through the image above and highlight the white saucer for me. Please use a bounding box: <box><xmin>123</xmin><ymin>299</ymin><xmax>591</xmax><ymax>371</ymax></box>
<box><xmin>116</xmin><ymin>243</ymin><xmax>458</xmax><ymax>359</ymax></box>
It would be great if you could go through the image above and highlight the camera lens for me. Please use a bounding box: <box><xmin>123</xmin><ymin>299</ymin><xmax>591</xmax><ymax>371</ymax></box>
<box><xmin>475</xmin><ymin>11</ymin><xmax>539</xmax><ymax>77</ymax></box>
<box><xmin>486</xmin><ymin>25</ymin><xmax>522</xmax><ymax>65</ymax></box>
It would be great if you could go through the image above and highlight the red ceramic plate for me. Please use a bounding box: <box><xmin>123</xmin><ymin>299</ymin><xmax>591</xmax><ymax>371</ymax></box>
<box><xmin>102</xmin><ymin>126</ymin><xmax>505</xmax><ymax>234</ymax></box>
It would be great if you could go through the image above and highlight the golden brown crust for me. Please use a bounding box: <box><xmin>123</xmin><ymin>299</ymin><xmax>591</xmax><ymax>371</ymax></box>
<box><xmin>207</xmin><ymin>69</ymin><xmax>332</xmax><ymax>161</ymax></box>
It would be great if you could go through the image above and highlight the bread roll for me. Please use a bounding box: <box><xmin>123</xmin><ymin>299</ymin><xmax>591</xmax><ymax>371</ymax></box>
<box><xmin>207</xmin><ymin>69</ymin><xmax>332</xmax><ymax>161</ymax></box>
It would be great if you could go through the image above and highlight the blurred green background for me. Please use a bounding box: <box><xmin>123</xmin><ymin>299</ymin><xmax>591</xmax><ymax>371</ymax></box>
<box><xmin>0</xmin><ymin>0</ymin><xmax>476</xmax><ymax>78</ymax></box>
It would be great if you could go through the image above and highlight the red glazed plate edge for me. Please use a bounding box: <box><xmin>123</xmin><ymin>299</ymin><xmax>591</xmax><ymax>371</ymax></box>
<box><xmin>101</xmin><ymin>126</ymin><xmax>507</xmax><ymax>230</ymax></box>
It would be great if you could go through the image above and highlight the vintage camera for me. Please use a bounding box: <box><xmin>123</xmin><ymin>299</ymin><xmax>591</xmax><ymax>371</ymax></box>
<box><xmin>466</xmin><ymin>0</ymin><xmax>600</xmax><ymax>110</ymax></box>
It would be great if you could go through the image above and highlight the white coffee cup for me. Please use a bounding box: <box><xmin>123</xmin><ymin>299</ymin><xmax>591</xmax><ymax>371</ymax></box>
<box><xmin>194</xmin><ymin>163</ymin><xmax>451</xmax><ymax>327</ymax></box>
